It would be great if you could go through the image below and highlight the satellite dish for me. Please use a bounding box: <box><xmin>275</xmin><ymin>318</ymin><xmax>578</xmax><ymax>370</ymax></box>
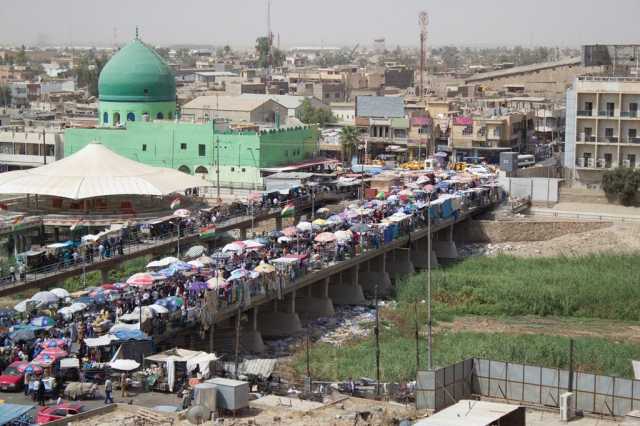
<box><xmin>186</xmin><ymin>405</ymin><xmax>210</xmax><ymax>425</ymax></box>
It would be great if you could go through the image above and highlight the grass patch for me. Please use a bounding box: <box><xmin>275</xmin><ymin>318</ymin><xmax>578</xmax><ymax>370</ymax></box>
<box><xmin>294</xmin><ymin>330</ymin><xmax>640</xmax><ymax>382</ymax></box>
<box><xmin>397</xmin><ymin>254</ymin><xmax>640</xmax><ymax>321</ymax></box>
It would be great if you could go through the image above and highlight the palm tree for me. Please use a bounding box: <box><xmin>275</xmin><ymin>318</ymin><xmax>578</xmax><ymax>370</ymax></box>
<box><xmin>339</xmin><ymin>126</ymin><xmax>360</xmax><ymax>166</ymax></box>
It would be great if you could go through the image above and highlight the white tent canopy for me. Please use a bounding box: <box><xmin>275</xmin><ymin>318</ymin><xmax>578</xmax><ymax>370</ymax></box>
<box><xmin>0</xmin><ymin>142</ymin><xmax>211</xmax><ymax>200</ymax></box>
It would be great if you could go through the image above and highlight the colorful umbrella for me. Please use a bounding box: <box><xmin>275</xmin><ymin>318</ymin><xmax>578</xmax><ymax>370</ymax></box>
<box><xmin>376</xmin><ymin>191</ymin><xmax>386</xmax><ymax>200</ymax></box>
<box><xmin>222</xmin><ymin>241</ymin><xmax>246</xmax><ymax>253</ymax></box>
<box><xmin>243</xmin><ymin>240</ymin><xmax>265</xmax><ymax>250</ymax></box>
<box><xmin>173</xmin><ymin>209</ymin><xmax>191</xmax><ymax>218</ymax></box>
<box><xmin>230</xmin><ymin>268</ymin><xmax>248</xmax><ymax>279</ymax></box>
<box><xmin>207</xmin><ymin>276</ymin><xmax>227</xmax><ymax>290</ymax></box>
<box><xmin>187</xmin><ymin>260</ymin><xmax>205</xmax><ymax>269</ymax></box>
<box><xmin>49</xmin><ymin>288</ymin><xmax>70</xmax><ymax>299</ymax></box>
<box><xmin>282</xmin><ymin>226</ymin><xmax>298</xmax><ymax>237</ymax></box>
<box><xmin>350</xmin><ymin>223</ymin><xmax>370</xmax><ymax>233</ymax></box>
<box><xmin>15</xmin><ymin>362</ymin><xmax>43</xmax><ymax>375</ymax></box>
<box><xmin>31</xmin><ymin>291</ymin><xmax>59</xmax><ymax>306</ymax></box>
<box><xmin>254</xmin><ymin>263</ymin><xmax>276</xmax><ymax>274</ymax></box>
<box><xmin>334</xmin><ymin>230</ymin><xmax>352</xmax><ymax>242</ymax></box>
<box><xmin>30</xmin><ymin>316</ymin><xmax>55</xmax><ymax>328</ymax></box>
<box><xmin>126</xmin><ymin>273</ymin><xmax>156</xmax><ymax>287</ymax></box>
<box><xmin>314</xmin><ymin>232</ymin><xmax>337</xmax><ymax>243</ymax></box>
<box><xmin>296</xmin><ymin>221</ymin><xmax>313</xmax><ymax>232</ymax></box>
<box><xmin>312</xmin><ymin>218</ymin><xmax>328</xmax><ymax>227</ymax></box>
<box><xmin>184</xmin><ymin>245</ymin><xmax>206</xmax><ymax>259</ymax></box>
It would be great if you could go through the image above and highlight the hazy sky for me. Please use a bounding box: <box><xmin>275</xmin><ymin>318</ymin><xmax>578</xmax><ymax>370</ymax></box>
<box><xmin>2</xmin><ymin>0</ymin><xmax>639</xmax><ymax>48</ymax></box>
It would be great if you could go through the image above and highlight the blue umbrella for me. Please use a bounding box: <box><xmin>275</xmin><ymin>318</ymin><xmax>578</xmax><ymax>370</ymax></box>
<box><xmin>30</xmin><ymin>316</ymin><xmax>54</xmax><ymax>328</ymax></box>
<box><xmin>157</xmin><ymin>267</ymin><xmax>176</xmax><ymax>278</ymax></box>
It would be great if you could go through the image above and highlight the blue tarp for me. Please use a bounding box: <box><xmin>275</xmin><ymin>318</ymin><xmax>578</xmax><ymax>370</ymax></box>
<box><xmin>0</xmin><ymin>403</ymin><xmax>34</xmax><ymax>424</ymax></box>
<box><xmin>113</xmin><ymin>329</ymin><xmax>149</xmax><ymax>341</ymax></box>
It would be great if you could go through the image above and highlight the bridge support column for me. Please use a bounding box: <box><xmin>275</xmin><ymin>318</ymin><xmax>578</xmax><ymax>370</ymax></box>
<box><xmin>275</xmin><ymin>216</ymin><xmax>283</xmax><ymax>231</ymax></box>
<box><xmin>297</xmin><ymin>280</ymin><xmax>335</xmax><ymax>320</ymax></box>
<box><xmin>241</xmin><ymin>307</ymin><xmax>265</xmax><ymax>353</ymax></box>
<box><xmin>329</xmin><ymin>267</ymin><xmax>366</xmax><ymax>305</ymax></box>
<box><xmin>100</xmin><ymin>268</ymin><xmax>110</xmax><ymax>283</ymax></box>
<box><xmin>239</xmin><ymin>227</ymin><xmax>247</xmax><ymax>241</ymax></box>
<box><xmin>359</xmin><ymin>253</ymin><xmax>392</xmax><ymax>297</ymax></box>
<box><xmin>258</xmin><ymin>297</ymin><xmax>302</xmax><ymax>338</ymax></box>
<box><xmin>433</xmin><ymin>225</ymin><xmax>458</xmax><ymax>260</ymax></box>
<box><xmin>411</xmin><ymin>236</ymin><xmax>439</xmax><ymax>269</ymax></box>
<box><xmin>386</xmin><ymin>248</ymin><xmax>415</xmax><ymax>282</ymax></box>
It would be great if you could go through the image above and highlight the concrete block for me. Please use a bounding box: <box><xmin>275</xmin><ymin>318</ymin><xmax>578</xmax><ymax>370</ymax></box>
<box><xmin>328</xmin><ymin>283</ymin><xmax>366</xmax><ymax>305</ymax></box>
<box><xmin>241</xmin><ymin>329</ymin><xmax>265</xmax><ymax>353</ymax></box>
<box><xmin>257</xmin><ymin>311</ymin><xmax>303</xmax><ymax>338</ymax></box>
<box><xmin>433</xmin><ymin>241</ymin><xmax>458</xmax><ymax>259</ymax></box>
<box><xmin>296</xmin><ymin>296</ymin><xmax>335</xmax><ymax>319</ymax></box>
<box><xmin>358</xmin><ymin>271</ymin><xmax>392</xmax><ymax>297</ymax></box>
<box><xmin>410</xmin><ymin>249</ymin><xmax>439</xmax><ymax>269</ymax></box>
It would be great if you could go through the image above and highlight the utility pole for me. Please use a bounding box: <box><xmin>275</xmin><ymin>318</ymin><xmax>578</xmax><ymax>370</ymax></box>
<box><xmin>414</xmin><ymin>297</ymin><xmax>420</xmax><ymax>370</ymax></box>
<box><xmin>234</xmin><ymin>310</ymin><xmax>241</xmax><ymax>379</ymax></box>
<box><xmin>374</xmin><ymin>281</ymin><xmax>381</xmax><ymax>396</ymax></box>
<box><xmin>42</xmin><ymin>128</ymin><xmax>47</xmax><ymax>165</ymax></box>
<box><xmin>427</xmin><ymin>195</ymin><xmax>433</xmax><ymax>370</ymax></box>
<box><xmin>216</xmin><ymin>137</ymin><xmax>221</xmax><ymax>203</ymax></box>
<box><xmin>419</xmin><ymin>12</ymin><xmax>429</xmax><ymax>100</ymax></box>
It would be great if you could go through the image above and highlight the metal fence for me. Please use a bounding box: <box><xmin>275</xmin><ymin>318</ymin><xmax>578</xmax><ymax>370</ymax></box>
<box><xmin>418</xmin><ymin>358</ymin><xmax>640</xmax><ymax>418</ymax></box>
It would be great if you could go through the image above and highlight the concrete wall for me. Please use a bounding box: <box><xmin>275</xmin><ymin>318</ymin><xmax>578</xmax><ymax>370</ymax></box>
<box><xmin>453</xmin><ymin>220</ymin><xmax>611</xmax><ymax>243</ymax></box>
<box><xmin>498</xmin><ymin>176</ymin><xmax>561</xmax><ymax>203</ymax></box>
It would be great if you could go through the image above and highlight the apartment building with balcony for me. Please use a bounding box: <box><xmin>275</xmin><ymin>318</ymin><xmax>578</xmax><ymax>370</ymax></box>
<box><xmin>565</xmin><ymin>76</ymin><xmax>640</xmax><ymax>186</ymax></box>
<box><xmin>449</xmin><ymin>112</ymin><xmax>532</xmax><ymax>162</ymax></box>
<box><xmin>354</xmin><ymin>96</ymin><xmax>408</xmax><ymax>161</ymax></box>
<box><xmin>0</xmin><ymin>127</ymin><xmax>63</xmax><ymax>170</ymax></box>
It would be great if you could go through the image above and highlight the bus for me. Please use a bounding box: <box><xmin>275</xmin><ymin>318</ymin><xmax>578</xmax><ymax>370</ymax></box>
<box><xmin>517</xmin><ymin>155</ymin><xmax>535</xmax><ymax>168</ymax></box>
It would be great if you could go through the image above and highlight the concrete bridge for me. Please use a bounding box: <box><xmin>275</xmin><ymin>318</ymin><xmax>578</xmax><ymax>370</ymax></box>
<box><xmin>165</xmin><ymin>202</ymin><xmax>497</xmax><ymax>355</ymax></box>
<box><xmin>0</xmin><ymin>205</ymin><xmax>304</xmax><ymax>297</ymax></box>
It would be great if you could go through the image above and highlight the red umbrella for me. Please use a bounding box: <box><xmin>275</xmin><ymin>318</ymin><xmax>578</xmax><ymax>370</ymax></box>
<box><xmin>282</xmin><ymin>226</ymin><xmax>298</xmax><ymax>237</ymax></box>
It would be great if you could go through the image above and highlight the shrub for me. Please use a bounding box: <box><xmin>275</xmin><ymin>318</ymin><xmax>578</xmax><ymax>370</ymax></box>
<box><xmin>602</xmin><ymin>167</ymin><xmax>640</xmax><ymax>205</ymax></box>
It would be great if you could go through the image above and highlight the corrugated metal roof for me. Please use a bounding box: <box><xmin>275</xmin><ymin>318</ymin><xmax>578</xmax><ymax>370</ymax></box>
<box><xmin>222</xmin><ymin>358</ymin><xmax>278</xmax><ymax>379</ymax></box>
<box><xmin>356</xmin><ymin>96</ymin><xmax>405</xmax><ymax>119</ymax></box>
<box><xmin>415</xmin><ymin>400</ymin><xmax>522</xmax><ymax>426</ymax></box>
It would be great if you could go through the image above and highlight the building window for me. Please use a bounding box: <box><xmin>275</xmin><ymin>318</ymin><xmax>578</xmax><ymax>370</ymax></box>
<box><xmin>144</xmin><ymin>88</ymin><xmax>149</xmax><ymax>95</ymax></box>
<box><xmin>180</xmin><ymin>143</ymin><xmax>187</xmax><ymax>150</ymax></box>
<box><xmin>168</xmin><ymin>112</ymin><xmax>173</xmax><ymax>120</ymax></box>
<box><xmin>605</xmin><ymin>128</ymin><xmax>614</xmax><ymax>138</ymax></box>
<box><xmin>198</xmin><ymin>144</ymin><xmax>206</xmax><ymax>156</ymax></box>
<box><xmin>142</xmin><ymin>144</ymin><xmax>147</xmax><ymax>152</ymax></box>
<box><xmin>241</xmin><ymin>168</ymin><xmax>246</xmax><ymax>172</ymax></box>
<box><xmin>114</xmin><ymin>112</ymin><xmax>121</xmax><ymax>124</ymax></box>
<box><xmin>156</xmin><ymin>112</ymin><xmax>164</xmax><ymax>119</ymax></box>
<box><xmin>231</xmin><ymin>167</ymin><xmax>235</xmax><ymax>172</ymax></box>
<box><xmin>103</xmin><ymin>112</ymin><xmax>108</xmax><ymax>124</ymax></box>
<box><xmin>127</xmin><ymin>112</ymin><xmax>135</xmax><ymax>122</ymax></box>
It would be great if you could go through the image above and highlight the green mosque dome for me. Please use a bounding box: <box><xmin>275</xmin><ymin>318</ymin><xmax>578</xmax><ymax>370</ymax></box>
<box><xmin>98</xmin><ymin>39</ymin><xmax>176</xmax><ymax>102</ymax></box>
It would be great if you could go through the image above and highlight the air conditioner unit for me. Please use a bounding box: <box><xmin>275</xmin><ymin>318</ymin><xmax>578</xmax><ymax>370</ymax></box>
<box><xmin>579</xmin><ymin>132</ymin><xmax>585</xmax><ymax>142</ymax></box>
<box><xmin>560</xmin><ymin>392</ymin><xmax>576</xmax><ymax>422</ymax></box>
<box><xmin>587</xmin><ymin>158</ymin><xmax>595</xmax><ymax>168</ymax></box>
<box><xmin>624</xmin><ymin>159</ymin><xmax>631</xmax><ymax>167</ymax></box>
<box><xmin>577</xmin><ymin>158</ymin><xmax>585</xmax><ymax>167</ymax></box>
<box><xmin>598</xmin><ymin>158</ymin><xmax>606</xmax><ymax>168</ymax></box>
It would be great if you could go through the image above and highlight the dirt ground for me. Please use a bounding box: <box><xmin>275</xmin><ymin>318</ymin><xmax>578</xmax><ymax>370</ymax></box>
<box><xmin>481</xmin><ymin>222</ymin><xmax>640</xmax><ymax>257</ymax></box>
<box><xmin>436</xmin><ymin>315</ymin><xmax>640</xmax><ymax>343</ymax></box>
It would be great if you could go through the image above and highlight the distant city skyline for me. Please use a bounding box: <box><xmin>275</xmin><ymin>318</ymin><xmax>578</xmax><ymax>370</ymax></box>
<box><xmin>1</xmin><ymin>0</ymin><xmax>639</xmax><ymax>48</ymax></box>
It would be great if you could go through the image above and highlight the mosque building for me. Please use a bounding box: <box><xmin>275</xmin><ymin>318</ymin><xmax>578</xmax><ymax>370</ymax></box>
<box><xmin>64</xmin><ymin>36</ymin><xmax>318</xmax><ymax>190</ymax></box>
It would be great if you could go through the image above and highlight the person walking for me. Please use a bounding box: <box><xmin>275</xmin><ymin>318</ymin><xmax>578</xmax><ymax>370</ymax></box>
<box><xmin>37</xmin><ymin>377</ymin><xmax>46</xmax><ymax>406</ymax></box>
<box><xmin>23</xmin><ymin>372</ymin><xmax>30</xmax><ymax>396</ymax></box>
<box><xmin>9</xmin><ymin>265</ymin><xmax>15</xmax><ymax>282</ymax></box>
<box><xmin>104</xmin><ymin>378</ymin><xmax>113</xmax><ymax>404</ymax></box>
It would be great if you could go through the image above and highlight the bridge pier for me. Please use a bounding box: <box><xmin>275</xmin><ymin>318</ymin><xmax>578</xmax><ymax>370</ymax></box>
<box><xmin>258</xmin><ymin>293</ymin><xmax>303</xmax><ymax>338</ymax></box>
<box><xmin>329</xmin><ymin>267</ymin><xmax>366</xmax><ymax>305</ymax></box>
<box><xmin>241</xmin><ymin>307</ymin><xmax>265</xmax><ymax>353</ymax></box>
<box><xmin>359</xmin><ymin>255</ymin><xmax>392</xmax><ymax>297</ymax></box>
<box><xmin>433</xmin><ymin>225</ymin><xmax>458</xmax><ymax>260</ymax></box>
<box><xmin>296</xmin><ymin>278</ymin><xmax>335</xmax><ymax>320</ymax></box>
<box><xmin>386</xmin><ymin>248</ymin><xmax>415</xmax><ymax>281</ymax></box>
<box><xmin>239</xmin><ymin>227</ymin><xmax>248</xmax><ymax>241</ymax></box>
<box><xmin>410</xmin><ymin>235</ymin><xmax>439</xmax><ymax>269</ymax></box>
<box><xmin>275</xmin><ymin>216</ymin><xmax>283</xmax><ymax>231</ymax></box>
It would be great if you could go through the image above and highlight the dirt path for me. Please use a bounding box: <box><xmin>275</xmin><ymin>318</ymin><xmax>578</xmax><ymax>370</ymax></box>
<box><xmin>476</xmin><ymin>222</ymin><xmax>640</xmax><ymax>257</ymax></box>
<box><xmin>436</xmin><ymin>315</ymin><xmax>640</xmax><ymax>342</ymax></box>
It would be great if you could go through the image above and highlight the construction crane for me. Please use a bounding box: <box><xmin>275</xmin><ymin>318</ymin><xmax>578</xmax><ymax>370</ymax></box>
<box><xmin>419</xmin><ymin>11</ymin><xmax>429</xmax><ymax>100</ymax></box>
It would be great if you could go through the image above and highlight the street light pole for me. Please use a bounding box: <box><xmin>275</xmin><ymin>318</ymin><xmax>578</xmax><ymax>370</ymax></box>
<box><xmin>427</xmin><ymin>195</ymin><xmax>433</xmax><ymax>370</ymax></box>
<box><xmin>216</xmin><ymin>137</ymin><xmax>221</xmax><ymax>203</ymax></box>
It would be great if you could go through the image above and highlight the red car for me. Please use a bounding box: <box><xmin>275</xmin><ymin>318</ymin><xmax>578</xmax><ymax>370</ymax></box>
<box><xmin>36</xmin><ymin>403</ymin><xmax>84</xmax><ymax>424</ymax></box>
<box><xmin>0</xmin><ymin>361</ymin><xmax>43</xmax><ymax>391</ymax></box>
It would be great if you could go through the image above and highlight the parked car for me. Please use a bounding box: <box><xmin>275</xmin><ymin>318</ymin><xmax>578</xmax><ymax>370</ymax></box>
<box><xmin>0</xmin><ymin>361</ymin><xmax>43</xmax><ymax>391</ymax></box>
<box><xmin>36</xmin><ymin>402</ymin><xmax>84</xmax><ymax>424</ymax></box>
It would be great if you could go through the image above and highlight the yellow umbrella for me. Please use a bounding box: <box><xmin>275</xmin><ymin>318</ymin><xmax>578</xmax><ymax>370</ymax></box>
<box><xmin>312</xmin><ymin>218</ymin><xmax>328</xmax><ymax>226</ymax></box>
<box><xmin>254</xmin><ymin>263</ymin><xmax>276</xmax><ymax>274</ymax></box>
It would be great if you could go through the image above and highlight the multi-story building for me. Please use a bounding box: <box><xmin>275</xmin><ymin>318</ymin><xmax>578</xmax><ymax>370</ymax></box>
<box><xmin>565</xmin><ymin>75</ymin><xmax>640</xmax><ymax>186</ymax></box>
<box><xmin>0</xmin><ymin>128</ymin><xmax>63</xmax><ymax>170</ymax></box>
<box><xmin>355</xmin><ymin>96</ymin><xmax>408</xmax><ymax>161</ymax></box>
<box><xmin>449</xmin><ymin>112</ymin><xmax>532</xmax><ymax>162</ymax></box>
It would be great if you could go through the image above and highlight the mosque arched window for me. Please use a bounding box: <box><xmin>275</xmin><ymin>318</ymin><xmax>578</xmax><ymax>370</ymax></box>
<box><xmin>156</xmin><ymin>112</ymin><xmax>164</xmax><ymax>120</ymax></box>
<box><xmin>113</xmin><ymin>112</ymin><xmax>121</xmax><ymax>125</ymax></box>
<box><xmin>127</xmin><ymin>112</ymin><xmax>135</xmax><ymax>122</ymax></box>
<box><xmin>103</xmin><ymin>112</ymin><xmax>108</xmax><ymax>124</ymax></box>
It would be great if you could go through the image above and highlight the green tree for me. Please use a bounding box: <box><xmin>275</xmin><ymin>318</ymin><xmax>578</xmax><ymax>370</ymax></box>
<box><xmin>602</xmin><ymin>167</ymin><xmax>640</xmax><ymax>205</ymax></box>
<box><xmin>74</xmin><ymin>54</ymin><xmax>108</xmax><ymax>97</ymax></box>
<box><xmin>299</xmin><ymin>99</ymin><xmax>335</xmax><ymax>127</ymax></box>
<box><xmin>0</xmin><ymin>85</ymin><xmax>11</xmax><ymax>107</ymax></box>
<box><xmin>339</xmin><ymin>126</ymin><xmax>360</xmax><ymax>165</ymax></box>
<box><xmin>15</xmin><ymin>45</ymin><xmax>27</xmax><ymax>65</ymax></box>
<box><xmin>255</xmin><ymin>37</ymin><xmax>284</xmax><ymax>68</ymax></box>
